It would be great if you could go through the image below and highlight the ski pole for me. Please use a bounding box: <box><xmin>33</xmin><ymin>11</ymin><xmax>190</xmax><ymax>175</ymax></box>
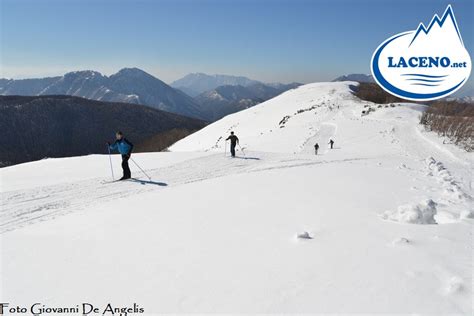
<box><xmin>238</xmin><ymin>143</ymin><xmax>246</xmax><ymax>157</ymax></box>
<box><xmin>130</xmin><ymin>157</ymin><xmax>152</xmax><ymax>181</ymax></box>
<box><xmin>224</xmin><ymin>140</ymin><xmax>227</xmax><ymax>157</ymax></box>
<box><xmin>107</xmin><ymin>145</ymin><xmax>115</xmax><ymax>181</ymax></box>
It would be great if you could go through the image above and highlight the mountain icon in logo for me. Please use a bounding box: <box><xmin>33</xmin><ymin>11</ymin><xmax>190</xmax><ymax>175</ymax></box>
<box><xmin>371</xmin><ymin>5</ymin><xmax>471</xmax><ymax>101</ymax></box>
<box><xmin>409</xmin><ymin>6</ymin><xmax>462</xmax><ymax>47</ymax></box>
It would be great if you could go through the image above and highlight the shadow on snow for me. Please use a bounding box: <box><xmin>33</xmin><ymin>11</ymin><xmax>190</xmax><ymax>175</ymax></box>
<box><xmin>129</xmin><ymin>178</ymin><xmax>168</xmax><ymax>186</ymax></box>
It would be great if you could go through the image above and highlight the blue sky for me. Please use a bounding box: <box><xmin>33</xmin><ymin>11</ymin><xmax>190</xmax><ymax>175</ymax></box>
<box><xmin>1</xmin><ymin>0</ymin><xmax>473</xmax><ymax>86</ymax></box>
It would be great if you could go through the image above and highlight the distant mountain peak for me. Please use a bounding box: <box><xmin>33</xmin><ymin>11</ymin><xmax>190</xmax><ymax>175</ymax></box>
<box><xmin>64</xmin><ymin>70</ymin><xmax>104</xmax><ymax>78</ymax></box>
<box><xmin>332</xmin><ymin>74</ymin><xmax>374</xmax><ymax>83</ymax></box>
<box><xmin>190</xmin><ymin>72</ymin><xmax>208</xmax><ymax>77</ymax></box>
<box><xmin>112</xmin><ymin>68</ymin><xmax>158</xmax><ymax>81</ymax></box>
<box><xmin>116</xmin><ymin>67</ymin><xmax>148</xmax><ymax>75</ymax></box>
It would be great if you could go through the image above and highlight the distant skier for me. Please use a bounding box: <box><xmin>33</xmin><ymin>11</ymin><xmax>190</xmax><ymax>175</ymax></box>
<box><xmin>314</xmin><ymin>143</ymin><xmax>319</xmax><ymax>155</ymax></box>
<box><xmin>226</xmin><ymin>131</ymin><xmax>239</xmax><ymax>157</ymax></box>
<box><xmin>328</xmin><ymin>139</ymin><xmax>334</xmax><ymax>149</ymax></box>
<box><xmin>107</xmin><ymin>131</ymin><xmax>134</xmax><ymax>180</ymax></box>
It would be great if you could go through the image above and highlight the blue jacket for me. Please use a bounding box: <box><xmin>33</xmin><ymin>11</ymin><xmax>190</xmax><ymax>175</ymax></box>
<box><xmin>109</xmin><ymin>138</ymin><xmax>134</xmax><ymax>155</ymax></box>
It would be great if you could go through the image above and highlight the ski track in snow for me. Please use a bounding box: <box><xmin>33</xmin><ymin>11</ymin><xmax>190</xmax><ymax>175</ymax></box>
<box><xmin>1</xmin><ymin>153</ymin><xmax>368</xmax><ymax>233</ymax></box>
<box><xmin>2</xmin><ymin>82</ymin><xmax>472</xmax><ymax>235</ymax></box>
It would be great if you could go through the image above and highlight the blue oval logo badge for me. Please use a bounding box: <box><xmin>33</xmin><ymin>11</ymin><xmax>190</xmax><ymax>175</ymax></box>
<box><xmin>371</xmin><ymin>5</ymin><xmax>471</xmax><ymax>101</ymax></box>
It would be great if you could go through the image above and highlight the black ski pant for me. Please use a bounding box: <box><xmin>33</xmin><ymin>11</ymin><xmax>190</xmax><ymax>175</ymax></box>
<box><xmin>230</xmin><ymin>144</ymin><xmax>236</xmax><ymax>157</ymax></box>
<box><xmin>122</xmin><ymin>154</ymin><xmax>131</xmax><ymax>178</ymax></box>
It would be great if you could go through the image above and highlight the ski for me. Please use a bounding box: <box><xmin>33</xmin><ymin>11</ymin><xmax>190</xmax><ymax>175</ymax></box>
<box><xmin>101</xmin><ymin>179</ymin><xmax>123</xmax><ymax>184</ymax></box>
<box><xmin>101</xmin><ymin>178</ymin><xmax>153</xmax><ymax>185</ymax></box>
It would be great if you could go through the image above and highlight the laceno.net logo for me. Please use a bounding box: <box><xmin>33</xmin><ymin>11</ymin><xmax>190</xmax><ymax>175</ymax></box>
<box><xmin>371</xmin><ymin>5</ymin><xmax>471</xmax><ymax>101</ymax></box>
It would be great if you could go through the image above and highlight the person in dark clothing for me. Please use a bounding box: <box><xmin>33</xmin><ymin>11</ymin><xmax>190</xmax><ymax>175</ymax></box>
<box><xmin>328</xmin><ymin>139</ymin><xmax>334</xmax><ymax>149</ymax></box>
<box><xmin>226</xmin><ymin>131</ymin><xmax>239</xmax><ymax>157</ymax></box>
<box><xmin>107</xmin><ymin>131</ymin><xmax>134</xmax><ymax>180</ymax></box>
<box><xmin>314</xmin><ymin>143</ymin><xmax>319</xmax><ymax>155</ymax></box>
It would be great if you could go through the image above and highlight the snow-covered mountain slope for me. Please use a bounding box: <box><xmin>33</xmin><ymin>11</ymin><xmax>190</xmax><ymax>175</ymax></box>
<box><xmin>1</xmin><ymin>82</ymin><xmax>473</xmax><ymax>314</ymax></box>
<box><xmin>0</xmin><ymin>68</ymin><xmax>205</xmax><ymax>119</ymax></box>
<box><xmin>171</xmin><ymin>82</ymin><xmax>353</xmax><ymax>153</ymax></box>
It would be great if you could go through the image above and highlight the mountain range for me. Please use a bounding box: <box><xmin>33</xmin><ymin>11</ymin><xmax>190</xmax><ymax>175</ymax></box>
<box><xmin>4</xmin><ymin>69</ymin><xmax>424</xmax><ymax>125</ymax></box>
<box><xmin>1</xmin><ymin>69</ymin><xmax>301</xmax><ymax>121</ymax></box>
<box><xmin>0</xmin><ymin>68</ymin><xmax>204</xmax><ymax>120</ymax></box>
<box><xmin>170</xmin><ymin>72</ymin><xmax>302</xmax><ymax>120</ymax></box>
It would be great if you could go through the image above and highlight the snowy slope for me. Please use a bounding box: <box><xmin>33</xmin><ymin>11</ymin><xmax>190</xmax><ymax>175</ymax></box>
<box><xmin>1</xmin><ymin>82</ymin><xmax>473</xmax><ymax>314</ymax></box>
<box><xmin>170</xmin><ymin>82</ymin><xmax>354</xmax><ymax>153</ymax></box>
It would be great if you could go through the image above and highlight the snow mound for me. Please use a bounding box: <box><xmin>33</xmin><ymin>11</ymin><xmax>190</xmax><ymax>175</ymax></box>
<box><xmin>382</xmin><ymin>199</ymin><xmax>438</xmax><ymax>224</ymax></box>
<box><xmin>296</xmin><ymin>231</ymin><xmax>313</xmax><ymax>239</ymax></box>
<box><xmin>444</xmin><ymin>276</ymin><xmax>464</xmax><ymax>295</ymax></box>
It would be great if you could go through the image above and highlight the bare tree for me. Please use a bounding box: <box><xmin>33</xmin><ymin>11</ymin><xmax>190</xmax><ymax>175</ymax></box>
<box><xmin>420</xmin><ymin>100</ymin><xmax>474</xmax><ymax>151</ymax></box>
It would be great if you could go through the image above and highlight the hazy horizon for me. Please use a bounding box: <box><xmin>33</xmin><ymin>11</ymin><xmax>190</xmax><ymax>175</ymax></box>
<box><xmin>1</xmin><ymin>0</ymin><xmax>473</xmax><ymax>89</ymax></box>
<box><xmin>0</xmin><ymin>66</ymin><xmax>372</xmax><ymax>85</ymax></box>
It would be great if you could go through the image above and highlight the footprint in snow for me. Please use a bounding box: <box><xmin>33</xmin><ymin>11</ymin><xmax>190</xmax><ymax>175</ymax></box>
<box><xmin>392</xmin><ymin>237</ymin><xmax>410</xmax><ymax>245</ymax></box>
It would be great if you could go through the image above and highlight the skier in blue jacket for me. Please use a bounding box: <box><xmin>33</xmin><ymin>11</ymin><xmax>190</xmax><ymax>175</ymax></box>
<box><xmin>107</xmin><ymin>131</ymin><xmax>134</xmax><ymax>180</ymax></box>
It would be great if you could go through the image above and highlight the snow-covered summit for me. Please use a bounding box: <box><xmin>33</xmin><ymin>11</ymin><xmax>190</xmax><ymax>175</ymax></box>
<box><xmin>171</xmin><ymin>82</ymin><xmax>355</xmax><ymax>153</ymax></box>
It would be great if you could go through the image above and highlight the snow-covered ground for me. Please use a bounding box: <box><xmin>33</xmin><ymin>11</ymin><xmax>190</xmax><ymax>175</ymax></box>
<box><xmin>1</xmin><ymin>82</ymin><xmax>473</xmax><ymax>314</ymax></box>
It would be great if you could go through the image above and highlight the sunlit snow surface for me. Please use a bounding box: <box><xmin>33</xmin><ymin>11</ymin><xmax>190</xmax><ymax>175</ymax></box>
<box><xmin>1</xmin><ymin>82</ymin><xmax>472</xmax><ymax>314</ymax></box>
